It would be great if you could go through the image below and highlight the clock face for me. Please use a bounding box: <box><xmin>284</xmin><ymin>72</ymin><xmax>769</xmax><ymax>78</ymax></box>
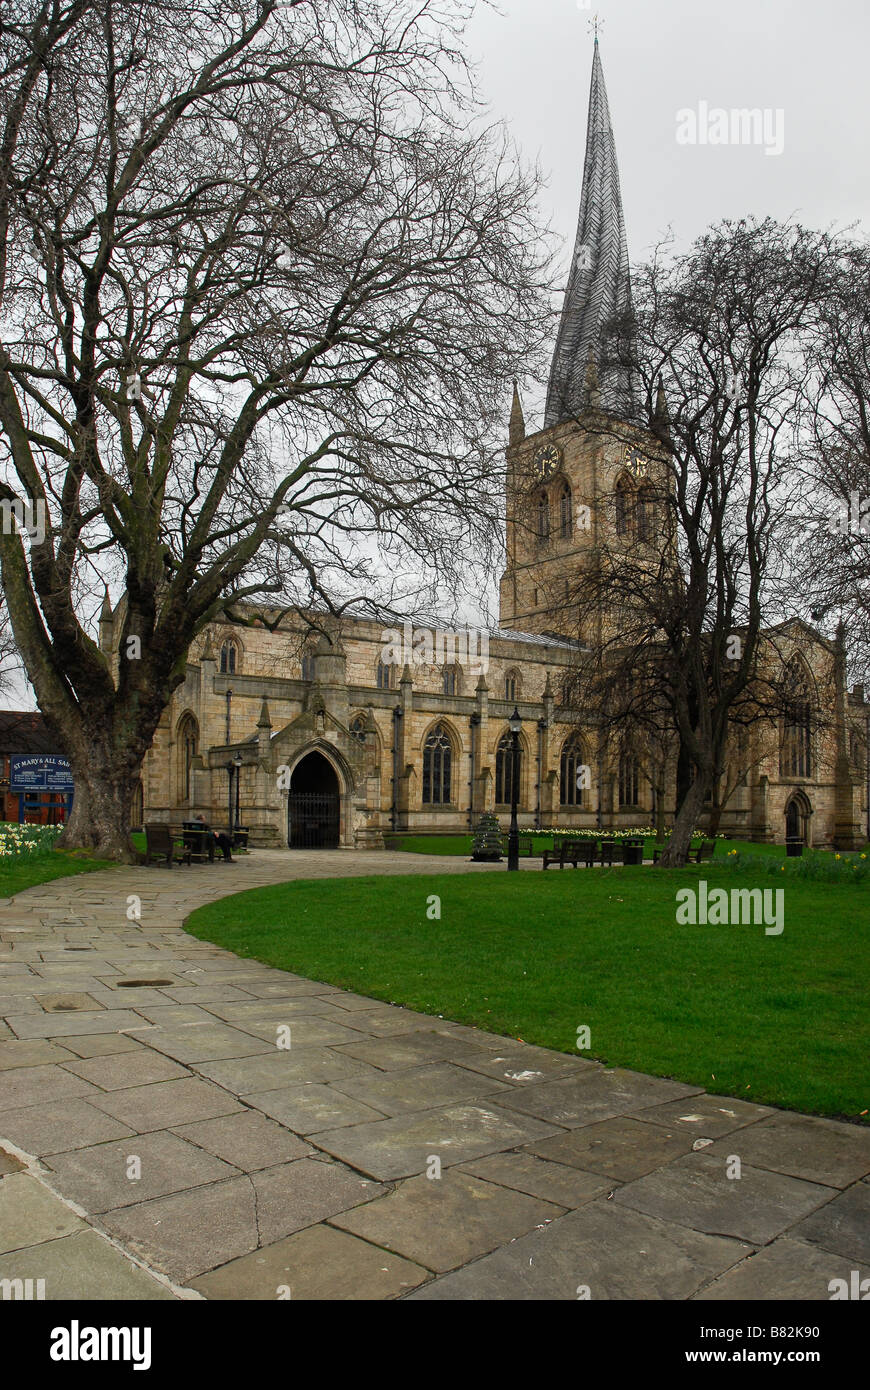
<box><xmin>534</xmin><ymin>444</ymin><xmax>561</xmax><ymax>480</ymax></box>
<box><xmin>623</xmin><ymin>446</ymin><xmax>648</xmax><ymax>478</ymax></box>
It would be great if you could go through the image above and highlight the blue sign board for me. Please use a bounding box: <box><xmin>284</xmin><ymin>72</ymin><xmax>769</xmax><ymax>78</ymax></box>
<box><xmin>9</xmin><ymin>754</ymin><xmax>74</xmax><ymax>793</ymax></box>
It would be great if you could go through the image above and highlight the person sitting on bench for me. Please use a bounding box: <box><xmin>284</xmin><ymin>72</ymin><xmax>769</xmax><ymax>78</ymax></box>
<box><xmin>194</xmin><ymin>814</ymin><xmax>233</xmax><ymax>862</ymax></box>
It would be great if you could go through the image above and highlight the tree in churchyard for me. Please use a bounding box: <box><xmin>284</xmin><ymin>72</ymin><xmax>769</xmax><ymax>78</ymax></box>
<box><xmin>800</xmin><ymin>239</ymin><xmax>870</xmax><ymax>676</ymax></box>
<box><xmin>0</xmin><ymin>0</ymin><xmax>553</xmax><ymax>858</ymax></box>
<box><xmin>562</xmin><ymin>219</ymin><xmax>838</xmax><ymax>864</ymax></box>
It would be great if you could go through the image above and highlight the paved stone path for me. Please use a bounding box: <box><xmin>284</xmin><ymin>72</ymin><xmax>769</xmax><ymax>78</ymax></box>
<box><xmin>1</xmin><ymin>849</ymin><xmax>868</xmax><ymax>1300</ymax></box>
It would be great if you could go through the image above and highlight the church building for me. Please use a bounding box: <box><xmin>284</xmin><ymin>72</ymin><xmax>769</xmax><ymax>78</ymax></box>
<box><xmin>108</xmin><ymin>41</ymin><xmax>868</xmax><ymax>850</ymax></box>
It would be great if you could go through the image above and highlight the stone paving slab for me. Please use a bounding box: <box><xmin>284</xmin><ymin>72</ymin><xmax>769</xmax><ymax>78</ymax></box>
<box><xmin>190</xmin><ymin>1223</ymin><xmax>429</xmax><ymax>1300</ymax></box>
<box><xmin>0</xmin><ymin>849</ymin><xmax>865</xmax><ymax>1302</ymax></box>
<box><xmin>332</xmin><ymin>1169</ymin><xmax>563</xmax><ymax>1272</ymax></box>
<box><xmin>694</xmin><ymin>1238</ymin><xmax>870</xmax><ymax>1301</ymax></box>
<box><xmin>43</xmin><ymin>1130</ymin><xmax>240</xmax><ymax>1211</ymax></box>
<box><xmin>407</xmin><ymin>1201</ymin><xmax>753</xmax><ymax>1300</ymax></box>
<box><xmin>170</xmin><ymin>1111</ymin><xmax>313</xmax><ymax>1170</ymax></box>
<box><xmin>612</xmin><ymin>1151</ymin><xmax>838</xmax><ymax>1245</ymax></box>
<box><xmin>0</xmin><ymin>1171</ymin><xmax>86</xmax><ymax>1251</ymax></box>
<box><xmin>310</xmin><ymin>1101</ymin><xmax>564</xmax><ymax>1180</ymax></box>
<box><xmin>526</xmin><ymin>1116</ymin><xmax>697</xmax><ymax>1182</ymax></box>
<box><xmin>789</xmin><ymin>1183</ymin><xmax>870</xmax><ymax>1264</ymax></box>
<box><xmin>496</xmin><ymin>1067</ymin><xmax>704</xmax><ymax>1129</ymax></box>
<box><xmin>703</xmin><ymin>1113</ymin><xmax>870</xmax><ymax>1188</ymax></box>
<box><xmin>0</xmin><ymin>1230</ymin><xmax>179</xmax><ymax>1300</ymax></box>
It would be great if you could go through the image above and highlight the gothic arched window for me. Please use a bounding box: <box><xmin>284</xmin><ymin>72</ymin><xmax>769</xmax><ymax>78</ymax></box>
<box><xmin>560</xmin><ymin>733</ymin><xmax>587</xmax><ymax>806</ymax></box>
<box><xmin>615</xmin><ymin>476</ymin><xmax>633</xmax><ymax>538</ymax></box>
<box><xmin>636</xmin><ymin>485</ymin><xmax>654</xmax><ymax>543</ymax></box>
<box><xmin>536</xmin><ymin>490</ymin><xmax>550</xmax><ymax>543</ymax></box>
<box><xmin>504</xmin><ymin>669</ymin><xmax>520</xmax><ymax>702</ymax></box>
<box><xmin>422</xmin><ymin>723</ymin><xmax>452</xmax><ymax>805</ymax></box>
<box><xmin>781</xmin><ymin>663</ymin><xmax>812</xmax><ymax>778</ymax></box>
<box><xmin>376</xmin><ymin>661</ymin><xmax>394</xmax><ymax>690</ymax></box>
<box><xmin>177</xmin><ymin>714</ymin><xmax>199</xmax><ymax>804</ymax></box>
<box><xmin>442</xmin><ymin>665</ymin><xmax>460</xmax><ymax>697</ymax></box>
<box><xmin>495</xmin><ymin>731</ymin><xmax>522</xmax><ymax>806</ymax></box>
<box><xmin>219</xmin><ymin>640</ymin><xmax>238</xmax><ymax>674</ymax></box>
<box><xmin>558</xmin><ymin>483</ymin><xmax>572</xmax><ymax>539</ymax></box>
<box><xmin>618</xmin><ymin>755</ymin><xmax>641</xmax><ymax>808</ymax></box>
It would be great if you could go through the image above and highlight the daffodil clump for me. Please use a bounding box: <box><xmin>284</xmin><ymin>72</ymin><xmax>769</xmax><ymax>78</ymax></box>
<box><xmin>0</xmin><ymin>822</ymin><xmax>63</xmax><ymax>859</ymax></box>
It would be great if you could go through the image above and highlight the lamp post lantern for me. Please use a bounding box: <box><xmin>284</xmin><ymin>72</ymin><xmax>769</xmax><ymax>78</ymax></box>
<box><xmin>507</xmin><ymin>706</ymin><xmax>522</xmax><ymax>871</ymax></box>
<box><xmin>225</xmin><ymin>760</ymin><xmax>234</xmax><ymax>838</ymax></box>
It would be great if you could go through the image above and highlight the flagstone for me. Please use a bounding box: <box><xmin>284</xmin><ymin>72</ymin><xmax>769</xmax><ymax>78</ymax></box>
<box><xmin>526</xmin><ymin>1115</ymin><xmax>696</xmax><ymax>1181</ymax></box>
<box><xmin>170</xmin><ymin>1111</ymin><xmax>312</xmax><ymax>1170</ymax></box>
<box><xmin>329</xmin><ymin>1061</ymin><xmax>513</xmax><ymax>1117</ymax></box>
<box><xmin>310</xmin><ymin>1101</ymin><xmax>564</xmax><ymax>1180</ymax></box>
<box><xmin>0</xmin><ymin>1172</ymin><xmax>86</xmax><ymax>1252</ymax></box>
<box><xmin>86</xmin><ymin>1076</ymin><xmax>243</xmax><ymax>1131</ymax></box>
<box><xmin>694</xmin><ymin>1238</ymin><xmax>870</xmax><ymax>1301</ymax></box>
<box><xmin>704</xmin><ymin>1114</ymin><xmax>870</xmax><ymax>1188</ymax></box>
<box><xmin>635</xmin><ymin>1092</ymin><xmax>775</xmax><ymax>1138</ymax></box>
<box><xmin>333</xmin><ymin>1030</ymin><xmax>487</xmax><ymax>1072</ymax></box>
<box><xmin>408</xmin><ymin>1201</ymin><xmax>753</xmax><ymax>1300</ymax></box>
<box><xmin>456</xmin><ymin>1151</ymin><xmax>613</xmax><ymax>1207</ymax></box>
<box><xmin>60</xmin><ymin>1050</ymin><xmax>190</xmax><ymax>1090</ymax></box>
<box><xmin>0</xmin><ymin>1063</ymin><xmax>100</xmax><ymax>1111</ymax></box>
<box><xmin>245</xmin><ymin>1083</ymin><xmax>388</xmax><ymax>1133</ymax></box>
<box><xmin>4</xmin><ymin>1008</ymin><xmax>143</xmax><ymax>1038</ymax></box>
<box><xmin>0</xmin><ymin>1096</ymin><xmax>135</xmax><ymax>1154</ymax></box>
<box><xmin>190</xmin><ymin>1223</ymin><xmax>428</xmax><ymax>1300</ymax></box>
<box><xmin>0</xmin><ymin>1230</ymin><xmax>178</xmax><ymax>1299</ymax></box>
<box><xmin>192</xmin><ymin>1047</ymin><xmax>372</xmax><ymax>1092</ymax></box>
<box><xmin>789</xmin><ymin>1183</ymin><xmax>870</xmax><ymax>1264</ymax></box>
<box><xmin>613</xmin><ymin>1151</ymin><xmax>839</xmax><ymax>1245</ymax></box>
<box><xmin>332</xmin><ymin>1169</ymin><xmax>562</xmax><ymax>1272</ymax></box>
<box><xmin>44</xmin><ymin>1130</ymin><xmax>240</xmax><ymax>1211</ymax></box>
<box><xmin>497</xmin><ymin>1068</ymin><xmax>703</xmax><ymax>1128</ymax></box>
<box><xmin>99</xmin><ymin>1177</ymin><xmax>259</xmax><ymax>1281</ymax></box>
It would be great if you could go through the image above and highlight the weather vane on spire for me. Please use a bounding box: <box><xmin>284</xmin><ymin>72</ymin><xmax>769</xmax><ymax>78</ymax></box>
<box><xmin>587</xmin><ymin>12</ymin><xmax>604</xmax><ymax>41</ymax></box>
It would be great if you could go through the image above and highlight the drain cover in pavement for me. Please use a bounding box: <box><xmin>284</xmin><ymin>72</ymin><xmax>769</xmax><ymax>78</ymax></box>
<box><xmin>36</xmin><ymin>993</ymin><xmax>103</xmax><ymax>1012</ymax></box>
<box><xmin>114</xmin><ymin>979</ymin><xmax>174</xmax><ymax>988</ymax></box>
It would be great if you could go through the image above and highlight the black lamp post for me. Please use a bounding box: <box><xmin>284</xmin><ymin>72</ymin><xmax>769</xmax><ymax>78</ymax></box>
<box><xmin>225</xmin><ymin>759</ymin><xmax>235</xmax><ymax>836</ymax></box>
<box><xmin>233</xmin><ymin>752</ymin><xmax>242</xmax><ymax>831</ymax></box>
<box><xmin>507</xmin><ymin>706</ymin><xmax>522</xmax><ymax>871</ymax></box>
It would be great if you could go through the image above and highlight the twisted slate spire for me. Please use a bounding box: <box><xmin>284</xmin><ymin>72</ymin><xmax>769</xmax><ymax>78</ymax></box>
<box><xmin>544</xmin><ymin>40</ymin><xmax>639</xmax><ymax>426</ymax></box>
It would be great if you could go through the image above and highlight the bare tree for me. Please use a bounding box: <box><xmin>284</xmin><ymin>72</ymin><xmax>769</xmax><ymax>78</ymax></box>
<box><xmin>562</xmin><ymin>219</ymin><xmax>837</xmax><ymax>864</ymax></box>
<box><xmin>0</xmin><ymin>0</ymin><xmax>553</xmax><ymax>857</ymax></box>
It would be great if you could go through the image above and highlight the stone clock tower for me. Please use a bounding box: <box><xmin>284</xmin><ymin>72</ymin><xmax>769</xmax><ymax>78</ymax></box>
<box><xmin>499</xmin><ymin>38</ymin><xmax>669</xmax><ymax>641</ymax></box>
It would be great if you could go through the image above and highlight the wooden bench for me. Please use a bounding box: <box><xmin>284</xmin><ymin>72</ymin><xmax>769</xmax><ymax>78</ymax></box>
<box><xmin>144</xmin><ymin>824</ymin><xmax>190</xmax><ymax>868</ymax></box>
<box><xmin>542</xmin><ymin>838</ymin><xmax>596</xmax><ymax>869</ymax></box>
<box><xmin>181</xmin><ymin>826</ymin><xmax>215</xmax><ymax>863</ymax></box>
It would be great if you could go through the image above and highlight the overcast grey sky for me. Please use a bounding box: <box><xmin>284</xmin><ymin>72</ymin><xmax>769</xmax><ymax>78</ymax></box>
<box><xmin>465</xmin><ymin>0</ymin><xmax>870</xmax><ymax>343</ymax></box>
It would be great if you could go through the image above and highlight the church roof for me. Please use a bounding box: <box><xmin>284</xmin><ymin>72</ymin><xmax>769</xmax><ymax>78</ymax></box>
<box><xmin>544</xmin><ymin>40</ymin><xmax>639</xmax><ymax>426</ymax></box>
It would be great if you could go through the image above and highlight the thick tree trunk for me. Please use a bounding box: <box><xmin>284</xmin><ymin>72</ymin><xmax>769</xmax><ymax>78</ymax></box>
<box><xmin>55</xmin><ymin>746</ymin><xmax>140</xmax><ymax>861</ymax></box>
<box><xmin>658</xmin><ymin>773</ymin><xmax>709</xmax><ymax>867</ymax></box>
<box><xmin>655</xmin><ymin>776</ymin><xmax>667</xmax><ymax>842</ymax></box>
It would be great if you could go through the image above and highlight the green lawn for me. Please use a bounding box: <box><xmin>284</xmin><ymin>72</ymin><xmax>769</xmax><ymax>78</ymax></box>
<box><xmin>0</xmin><ymin>851</ymin><xmax>115</xmax><ymax>897</ymax></box>
<box><xmin>187</xmin><ymin>861</ymin><xmax>869</xmax><ymax>1122</ymax></box>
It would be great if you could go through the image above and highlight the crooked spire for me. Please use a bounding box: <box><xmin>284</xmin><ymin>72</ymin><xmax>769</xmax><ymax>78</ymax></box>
<box><xmin>544</xmin><ymin>40</ymin><xmax>638</xmax><ymax>427</ymax></box>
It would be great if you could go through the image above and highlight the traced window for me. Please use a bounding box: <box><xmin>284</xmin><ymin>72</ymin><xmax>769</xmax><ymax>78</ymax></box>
<box><xmin>350</xmin><ymin>715</ymin><xmax>367</xmax><ymax>744</ymax></box>
<box><xmin>636</xmin><ymin>485</ymin><xmax>654</xmax><ymax>543</ymax></box>
<box><xmin>422</xmin><ymin>723</ymin><xmax>452</xmax><ymax>804</ymax></box>
<box><xmin>781</xmin><ymin>662</ymin><xmax>812</xmax><ymax>778</ymax></box>
<box><xmin>376</xmin><ymin>661</ymin><xmax>394</xmax><ymax>690</ymax></box>
<box><xmin>618</xmin><ymin>755</ymin><xmax>641</xmax><ymax>808</ymax></box>
<box><xmin>219</xmin><ymin>640</ymin><xmax>238</xmax><ymax>674</ymax></box>
<box><xmin>442</xmin><ymin>665</ymin><xmax>460</xmax><ymax>697</ymax></box>
<box><xmin>615</xmin><ymin>476</ymin><xmax>633</xmax><ymax>538</ymax></box>
<box><xmin>495</xmin><ymin>731</ymin><xmax>522</xmax><ymax>805</ymax></box>
<box><xmin>504</xmin><ymin>670</ymin><xmax>520</xmax><ymax>702</ymax></box>
<box><xmin>536</xmin><ymin>490</ymin><xmax>550</xmax><ymax>544</ymax></box>
<box><xmin>560</xmin><ymin>733</ymin><xmax>586</xmax><ymax>806</ymax></box>
<box><xmin>177</xmin><ymin>714</ymin><xmax>199</xmax><ymax>804</ymax></box>
<box><xmin>558</xmin><ymin>483</ymin><xmax>572</xmax><ymax>539</ymax></box>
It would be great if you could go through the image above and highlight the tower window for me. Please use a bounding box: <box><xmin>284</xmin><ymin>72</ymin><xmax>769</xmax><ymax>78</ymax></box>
<box><xmin>536</xmin><ymin>490</ymin><xmax>550</xmax><ymax>544</ymax></box>
<box><xmin>219</xmin><ymin>641</ymin><xmax>238</xmax><ymax>674</ymax></box>
<box><xmin>442</xmin><ymin>665</ymin><xmax>460</xmax><ymax>696</ymax></box>
<box><xmin>504</xmin><ymin>670</ymin><xmax>520</xmax><ymax>702</ymax></box>
<box><xmin>376</xmin><ymin>661</ymin><xmax>394</xmax><ymax>690</ymax></box>
<box><xmin>559</xmin><ymin>483</ymin><xmax>572</xmax><ymax>539</ymax></box>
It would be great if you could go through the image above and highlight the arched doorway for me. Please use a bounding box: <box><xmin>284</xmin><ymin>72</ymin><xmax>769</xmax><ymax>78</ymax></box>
<box><xmin>784</xmin><ymin>792</ymin><xmax>810</xmax><ymax>846</ymax></box>
<box><xmin>288</xmin><ymin>751</ymin><xmax>340</xmax><ymax>848</ymax></box>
